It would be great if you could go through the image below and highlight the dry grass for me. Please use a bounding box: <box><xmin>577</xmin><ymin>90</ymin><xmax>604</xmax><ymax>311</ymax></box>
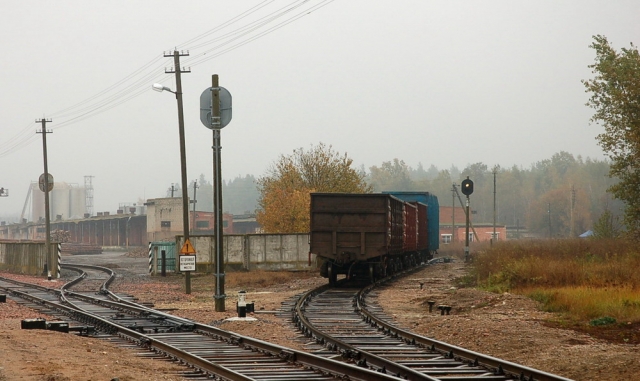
<box><xmin>472</xmin><ymin>239</ymin><xmax>640</xmax><ymax>324</ymax></box>
<box><xmin>190</xmin><ymin>269</ymin><xmax>320</xmax><ymax>290</ymax></box>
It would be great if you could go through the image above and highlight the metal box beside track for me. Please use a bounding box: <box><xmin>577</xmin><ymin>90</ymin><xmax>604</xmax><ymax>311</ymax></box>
<box><xmin>46</xmin><ymin>321</ymin><xmax>70</xmax><ymax>333</ymax></box>
<box><xmin>21</xmin><ymin>318</ymin><xmax>47</xmax><ymax>330</ymax></box>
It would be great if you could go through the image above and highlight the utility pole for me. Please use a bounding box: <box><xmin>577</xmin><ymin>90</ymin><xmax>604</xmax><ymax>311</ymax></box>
<box><xmin>164</xmin><ymin>50</ymin><xmax>192</xmax><ymax>294</ymax></box>
<box><xmin>548</xmin><ymin>203</ymin><xmax>552</xmax><ymax>238</ymax></box>
<box><xmin>492</xmin><ymin>167</ymin><xmax>497</xmax><ymax>246</ymax></box>
<box><xmin>451</xmin><ymin>184</ymin><xmax>456</xmax><ymax>243</ymax></box>
<box><xmin>36</xmin><ymin>118</ymin><xmax>53</xmax><ymax>279</ymax></box>
<box><xmin>570</xmin><ymin>185</ymin><xmax>576</xmax><ymax>237</ymax></box>
<box><xmin>191</xmin><ymin>180</ymin><xmax>198</xmax><ymax>235</ymax></box>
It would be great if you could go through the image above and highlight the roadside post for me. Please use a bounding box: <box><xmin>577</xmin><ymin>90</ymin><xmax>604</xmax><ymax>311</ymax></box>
<box><xmin>179</xmin><ymin>239</ymin><xmax>197</xmax><ymax>293</ymax></box>
<box><xmin>237</xmin><ymin>290</ymin><xmax>247</xmax><ymax>318</ymax></box>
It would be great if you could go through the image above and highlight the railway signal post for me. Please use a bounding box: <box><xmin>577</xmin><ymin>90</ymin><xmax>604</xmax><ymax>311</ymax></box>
<box><xmin>200</xmin><ymin>74</ymin><xmax>232</xmax><ymax>312</ymax></box>
<box><xmin>461</xmin><ymin>177</ymin><xmax>474</xmax><ymax>262</ymax></box>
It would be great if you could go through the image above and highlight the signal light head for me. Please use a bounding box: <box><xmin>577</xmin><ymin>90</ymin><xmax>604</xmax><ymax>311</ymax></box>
<box><xmin>461</xmin><ymin>177</ymin><xmax>474</xmax><ymax>196</ymax></box>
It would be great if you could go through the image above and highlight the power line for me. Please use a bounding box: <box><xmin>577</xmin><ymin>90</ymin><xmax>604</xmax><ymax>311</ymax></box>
<box><xmin>49</xmin><ymin>55</ymin><xmax>167</xmax><ymax>119</ymax></box>
<box><xmin>177</xmin><ymin>0</ymin><xmax>276</xmax><ymax>49</ymax></box>
<box><xmin>187</xmin><ymin>0</ymin><xmax>334</xmax><ymax>68</ymax></box>
<box><xmin>0</xmin><ymin>0</ymin><xmax>334</xmax><ymax>157</ymax></box>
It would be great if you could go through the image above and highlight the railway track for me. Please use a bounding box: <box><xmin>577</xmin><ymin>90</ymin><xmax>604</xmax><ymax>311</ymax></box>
<box><xmin>1</xmin><ymin>259</ymin><xmax>574</xmax><ymax>381</ymax></box>
<box><xmin>292</xmin><ymin>260</ymin><xmax>574</xmax><ymax>381</ymax></box>
<box><xmin>0</xmin><ymin>264</ymin><xmax>409</xmax><ymax>381</ymax></box>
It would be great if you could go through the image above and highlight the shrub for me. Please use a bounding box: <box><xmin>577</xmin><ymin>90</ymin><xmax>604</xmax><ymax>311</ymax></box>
<box><xmin>589</xmin><ymin>316</ymin><xmax>617</xmax><ymax>326</ymax></box>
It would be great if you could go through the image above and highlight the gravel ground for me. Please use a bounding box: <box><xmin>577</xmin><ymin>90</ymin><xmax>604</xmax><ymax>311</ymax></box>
<box><xmin>1</xmin><ymin>250</ymin><xmax>639</xmax><ymax>380</ymax></box>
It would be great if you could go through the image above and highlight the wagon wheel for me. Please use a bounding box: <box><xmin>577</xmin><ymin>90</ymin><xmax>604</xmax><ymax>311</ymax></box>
<box><xmin>327</xmin><ymin>262</ymin><xmax>337</xmax><ymax>286</ymax></box>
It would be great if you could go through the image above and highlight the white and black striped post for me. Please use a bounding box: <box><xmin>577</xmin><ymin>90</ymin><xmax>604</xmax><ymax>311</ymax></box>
<box><xmin>57</xmin><ymin>243</ymin><xmax>61</xmax><ymax>278</ymax></box>
<box><xmin>148</xmin><ymin>242</ymin><xmax>153</xmax><ymax>275</ymax></box>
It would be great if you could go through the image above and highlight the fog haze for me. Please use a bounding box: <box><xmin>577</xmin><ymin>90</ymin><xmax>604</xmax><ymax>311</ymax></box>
<box><xmin>1</xmin><ymin>1</ymin><xmax>638</xmax><ymax>218</ymax></box>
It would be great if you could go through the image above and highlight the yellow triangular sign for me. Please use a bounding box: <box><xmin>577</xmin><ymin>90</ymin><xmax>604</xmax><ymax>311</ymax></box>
<box><xmin>180</xmin><ymin>238</ymin><xmax>196</xmax><ymax>254</ymax></box>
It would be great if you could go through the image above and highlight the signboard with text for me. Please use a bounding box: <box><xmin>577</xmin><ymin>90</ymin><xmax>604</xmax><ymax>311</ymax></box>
<box><xmin>179</xmin><ymin>255</ymin><xmax>196</xmax><ymax>272</ymax></box>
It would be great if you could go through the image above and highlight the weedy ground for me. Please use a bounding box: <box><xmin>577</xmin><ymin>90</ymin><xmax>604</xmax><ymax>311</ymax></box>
<box><xmin>467</xmin><ymin>238</ymin><xmax>640</xmax><ymax>343</ymax></box>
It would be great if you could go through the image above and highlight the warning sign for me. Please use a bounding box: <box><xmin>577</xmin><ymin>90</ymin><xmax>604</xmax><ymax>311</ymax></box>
<box><xmin>179</xmin><ymin>255</ymin><xmax>196</xmax><ymax>272</ymax></box>
<box><xmin>180</xmin><ymin>239</ymin><xmax>196</xmax><ymax>254</ymax></box>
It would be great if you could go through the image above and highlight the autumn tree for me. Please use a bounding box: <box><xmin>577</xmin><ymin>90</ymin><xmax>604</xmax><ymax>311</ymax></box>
<box><xmin>583</xmin><ymin>35</ymin><xmax>640</xmax><ymax>236</ymax></box>
<box><xmin>256</xmin><ymin>143</ymin><xmax>371</xmax><ymax>233</ymax></box>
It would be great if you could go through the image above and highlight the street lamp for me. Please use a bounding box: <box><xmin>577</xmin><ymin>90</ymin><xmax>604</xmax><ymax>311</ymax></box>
<box><xmin>152</xmin><ymin>83</ymin><xmax>175</xmax><ymax>93</ymax></box>
<box><xmin>152</xmin><ymin>78</ymin><xmax>192</xmax><ymax>293</ymax></box>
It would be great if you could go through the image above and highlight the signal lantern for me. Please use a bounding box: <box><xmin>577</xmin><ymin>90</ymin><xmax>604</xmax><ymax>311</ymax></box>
<box><xmin>461</xmin><ymin>177</ymin><xmax>474</xmax><ymax>196</ymax></box>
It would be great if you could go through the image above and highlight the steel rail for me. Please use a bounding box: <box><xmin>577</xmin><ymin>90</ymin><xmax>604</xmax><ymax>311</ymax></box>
<box><xmin>60</xmin><ymin>264</ymin><xmax>196</xmax><ymax>330</ymax></box>
<box><xmin>63</xmin><ymin>265</ymin><xmax>406</xmax><ymax>380</ymax></box>
<box><xmin>294</xmin><ymin>281</ymin><xmax>438</xmax><ymax>380</ymax></box>
<box><xmin>3</xmin><ymin>267</ymin><xmax>405</xmax><ymax>381</ymax></box>
<box><xmin>357</xmin><ymin>278</ymin><xmax>574</xmax><ymax>381</ymax></box>
<box><xmin>293</xmin><ymin>262</ymin><xmax>574</xmax><ymax>381</ymax></box>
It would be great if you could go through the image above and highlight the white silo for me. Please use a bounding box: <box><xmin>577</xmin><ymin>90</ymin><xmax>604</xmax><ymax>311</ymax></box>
<box><xmin>70</xmin><ymin>186</ymin><xmax>86</xmax><ymax>219</ymax></box>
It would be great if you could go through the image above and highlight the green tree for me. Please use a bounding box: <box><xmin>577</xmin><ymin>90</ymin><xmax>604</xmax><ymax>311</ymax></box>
<box><xmin>368</xmin><ymin>159</ymin><xmax>414</xmax><ymax>192</ymax></box>
<box><xmin>256</xmin><ymin>143</ymin><xmax>371</xmax><ymax>233</ymax></box>
<box><xmin>593</xmin><ymin>209</ymin><xmax>622</xmax><ymax>238</ymax></box>
<box><xmin>223</xmin><ymin>175</ymin><xmax>259</xmax><ymax>214</ymax></box>
<box><xmin>583</xmin><ymin>35</ymin><xmax>640</xmax><ymax>236</ymax></box>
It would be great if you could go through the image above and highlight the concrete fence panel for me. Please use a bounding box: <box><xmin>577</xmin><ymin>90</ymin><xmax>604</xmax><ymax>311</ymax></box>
<box><xmin>155</xmin><ymin>233</ymin><xmax>313</xmax><ymax>274</ymax></box>
<box><xmin>0</xmin><ymin>242</ymin><xmax>58</xmax><ymax>276</ymax></box>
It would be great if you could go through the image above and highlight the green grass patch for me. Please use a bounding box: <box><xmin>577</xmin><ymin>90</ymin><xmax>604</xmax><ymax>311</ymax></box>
<box><xmin>590</xmin><ymin>316</ymin><xmax>617</xmax><ymax>326</ymax></box>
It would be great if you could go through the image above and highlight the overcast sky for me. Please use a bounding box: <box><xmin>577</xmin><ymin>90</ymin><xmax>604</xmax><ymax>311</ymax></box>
<box><xmin>1</xmin><ymin>1</ymin><xmax>638</xmax><ymax>217</ymax></box>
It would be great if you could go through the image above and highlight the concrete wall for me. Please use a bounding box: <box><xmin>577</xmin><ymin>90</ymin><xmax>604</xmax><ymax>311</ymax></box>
<box><xmin>0</xmin><ymin>242</ymin><xmax>59</xmax><ymax>276</ymax></box>
<box><xmin>439</xmin><ymin>224</ymin><xmax>508</xmax><ymax>244</ymax></box>
<box><xmin>163</xmin><ymin>233</ymin><xmax>314</xmax><ymax>274</ymax></box>
<box><xmin>146</xmin><ymin>198</ymin><xmax>186</xmax><ymax>242</ymax></box>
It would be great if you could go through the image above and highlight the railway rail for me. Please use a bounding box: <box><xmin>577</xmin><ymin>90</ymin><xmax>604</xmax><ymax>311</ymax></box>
<box><xmin>292</xmin><ymin>260</ymin><xmax>574</xmax><ymax>381</ymax></box>
<box><xmin>1</xmin><ymin>259</ymin><xmax>574</xmax><ymax>381</ymax></box>
<box><xmin>0</xmin><ymin>264</ymin><xmax>407</xmax><ymax>381</ymax></box>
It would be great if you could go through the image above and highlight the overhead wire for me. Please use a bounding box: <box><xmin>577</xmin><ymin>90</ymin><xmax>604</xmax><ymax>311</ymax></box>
<box><xmin>181</xmin><ymin>0</ymin><xmax>310</xmax><ymax>52</ymax></box>
<box><xmin>187</xmin><ymin>0</ymin><xmax>334</xmax><ymax>68</ymax></box>
<box><xmin>54</xmin><ymin>61</ymin><xmax>172</xmax><ymax>129</ymax></box>
<box><xmin>176</xmin><ymin>0</ymin><xmax>275</xmax><ymax>49</ymax></box>
<box><xmin>0</xmin><ymin>121</ymin><xmax>41</xmax><ymax>158</ymax></box>
<box><xmin>0</xmin><ymin>0</ymin><xmax>334</xmax><ymax>158</ymax></box>
<box><xmin>49</xmin><ymin>54</ymin><xmax>167</xmax><ymax>119</ymax></box>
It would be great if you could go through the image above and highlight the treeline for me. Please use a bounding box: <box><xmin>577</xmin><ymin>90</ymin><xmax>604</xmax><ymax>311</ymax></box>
<box><xmin>366</xmin><ymin>152</ymin><xmax>622</xmax><ymax>237</ymax></box>
<box><xmin>188</xmin><ymin>151</ymin><xmax>621</xmax><ymax>238</ymax></box>
<box><xmin>171</xmin><ymin>174</ymin><xmax>260</xmax><ymax>217</ymax></box>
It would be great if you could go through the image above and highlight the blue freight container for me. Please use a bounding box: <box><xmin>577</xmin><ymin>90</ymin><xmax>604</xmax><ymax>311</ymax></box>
<box><xmin>382</xmin><ymin>191</ymin><xmax>440</xmax><ymax>255</ymax></box>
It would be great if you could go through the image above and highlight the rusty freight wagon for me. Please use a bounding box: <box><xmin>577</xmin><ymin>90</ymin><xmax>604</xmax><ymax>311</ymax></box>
<box><xmin>383</xmin><ymin>191</ymin><xmax>440</xmax><ymax>259</ymax></box>
<box><xmin>310</xmin><ymin>193</ymin><xmax>423</xmax><ymax>285</ymax></box>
